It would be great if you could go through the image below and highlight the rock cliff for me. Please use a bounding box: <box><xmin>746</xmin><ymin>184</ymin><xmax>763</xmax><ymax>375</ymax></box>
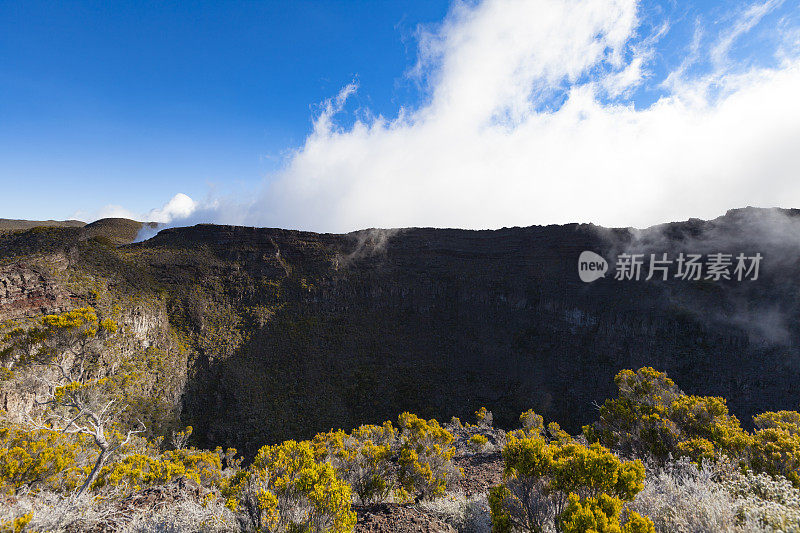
<box><xmin>1</xmin><ymin>207</ymin><xmax>798</xmax><ymax>455</ymax></box>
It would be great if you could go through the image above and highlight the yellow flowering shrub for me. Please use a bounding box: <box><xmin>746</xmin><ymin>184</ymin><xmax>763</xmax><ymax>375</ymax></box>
<box><xmin>396</xmin><ymin>412</ymin><xmax>460</xmax><ymax>500</ymax></box>
<box><xmin>225</xmin><ymin>439</ymin><xmax>356</xmax><ymax>533</ymax></box>
<box><xmin>578</xmin><ymin>368</ymin><xmax>800</xmax><ymax>496</ymax></box>
<box><xmin>669</xmin><ymin>395</ymin><xmax>750</xmax><ymax>457</ymax></box>
<box><xmin>52</xmin><ymin>376</ymin><xmax>119</xmax><ymax>405</ymax></box>
<box><xmin>171</xmin><ymin>425</ymin><xmax>193</xmax><ymax>450</ymax></box>
<box><xmin>0</xmin><ymin>326</ymin><xmax>45</xmax><ymax>367</ymax></box>
<box><xmin>674</xmin><ymin>438</ymin><xmax>716</xmax><ymax>464</ymax></box>
<box><xmin>489</xmin><ymin>433</ymin><xmax>648</xmax><ymax>533</ymax></box>
<box><xmin>585</xmin><ymin>368</ymin><xmax>681</xmax><ymax>460</ymax></box>
<box><xmin>513</xmin><ymin>410</ymin><xmax>572</xmax><ymax>444</ymax></box>
<box><xmin>586</xmin><ymin>368</ymin><xmax>800</xmax><ymax>487</ymax></box>
<box><xmin>487</xmin><ymin>485</ymin><xmax>514</xmax><ymax>532</ymax></box>
<box><xmin>475</xmin><ymin>407</ymin><xmax>493</xmax><ymax>427</ymax></box>
<box><xmin>558</xmin><ymin>493</ymin><xmax>654</xmax><ymax>533</ymax></box>
<box><xmin>749</xmin><ymin>427</ymin><xmax>800</xmax><ymax>487</ymax></box>
<box><xmin>469</xmin><ymin>434</ymin><xmax>489</xmax><ymax>452</ymax></box>
<box><xmin>520</xmin><ymin>409</ymin><xmax>545</xmax><ymax>436</ymax></box>
<box><xmin>41</xmin><ymin>307</ymin><xmax>99</xmax><ymax>334</ymax></box>
<box><xmin>350</xmin><ymin>421</ymin><xmax>397</xmax><ymax>447</ymax></box>
<box><xmin>0</xmin><ymin>422</ymin><xmax>81</xmax><ymax>494</ymax></box>
<box><xmin>547</xmin><ymin>422</ymin><xmax>572</xmax><ymax>445</ymax></box>
<box><xmin>754</xmin><ymin>410</ymin><xmax>800</xmax><ymax>435</ymax></box>
<box><xmin>91</xmin><ymin>448</ymin><xmax>225</xmax><ymax>492</ymax></box>
<box><xmin>314</xmin><ymin>413</ymin><xmax>459</xmax><ymax>504</ymax></box>
<box><xmin>0</xmin><ymin>512</ymin><xmax>32</xmax><ymax>533</ymax></box>
<box><xmin>2</xmin><ymin>307</ymin><xmax>120</xmax><ymax>374</ymax></box>
<box><xmin>313</xmin><ymin>423</ymin><xmax>396</xmax><ymax>504</ymax></box>
<box><xmin>100</xmin><ymin>318</ymin><xmax>118</xmax><ymax>334</ymax></box>
<box><xmin>559</xmin><ymin>492</ymin><xmax>624</xmax><ymax>533</ymax></box>
<box><xmin>551</xmin><ymin>442</ymin><xmax>645</xmax><ymax>501</ymax></box>
<box><xmin>502</xmin><ymin>436</ymin><xmax>645</xmax><ymax>501</ymax></box>
<box><xmin>744</xmin><ymin>410</ymin><xmax>800</xmax><ymax>487</ymax></box>
<box><xmin>586</xmin><ymin>367</ymin><xmax>749</xmax><ymax>463</ymax></box>
<box><xmin>622</xmin><ymin>511</ymin><xmax>658</xmax><ymax>533</ymax></box>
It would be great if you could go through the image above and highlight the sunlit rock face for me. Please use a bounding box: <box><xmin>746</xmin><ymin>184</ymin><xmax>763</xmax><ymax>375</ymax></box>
<box><xmin>0</xmin><ymin>264</ymin><xmax>74</xmax><ymax>319</ymax></box>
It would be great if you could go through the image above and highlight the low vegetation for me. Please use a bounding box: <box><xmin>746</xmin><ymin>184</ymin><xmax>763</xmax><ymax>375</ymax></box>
<box><xmin>2</xmin><ymin>309</ymin><xmax>800</xmax><ymax>531</ymax></box>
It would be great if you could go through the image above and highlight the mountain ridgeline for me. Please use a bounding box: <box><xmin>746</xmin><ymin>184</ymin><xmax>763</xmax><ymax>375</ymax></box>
<box><xmin>1</xmin><ymin>208</ymin><xmax>798</xmax><ymax>456</ymax></box>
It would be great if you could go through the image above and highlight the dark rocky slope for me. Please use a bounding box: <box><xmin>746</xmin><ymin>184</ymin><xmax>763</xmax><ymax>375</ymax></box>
<box><xmin>1</xmin><ymin>208</ymin><xmax>798</xmax><ymax>455</ymax></box>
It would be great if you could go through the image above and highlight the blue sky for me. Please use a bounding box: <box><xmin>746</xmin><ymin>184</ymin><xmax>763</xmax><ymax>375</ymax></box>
<box><xmin>1</xmin><ymin>0</ymin><xmax>799</xmax><ymax>230</ymax></box>
<box><xmin>0</xmin><ymin>1</ymin><xmax>449</xmax><ymax>220</ymax></box>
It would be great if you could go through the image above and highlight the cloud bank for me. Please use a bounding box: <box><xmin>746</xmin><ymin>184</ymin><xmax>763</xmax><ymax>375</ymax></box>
<box><xmin>78</xmin><ymin>193</ymin><xmax>198</xmax><ymax>225</ymax></box>
<box><xmin>141</xmin><ymin>0</ymin><xmax>800</xmax><ymax>233</ymax></box>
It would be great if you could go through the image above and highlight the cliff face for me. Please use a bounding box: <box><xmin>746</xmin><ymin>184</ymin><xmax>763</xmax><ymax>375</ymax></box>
<box><xmin>0</xmin><ymin>262</ymin><xmax>76</xmax><ymax>319</ymax></box>
<box><xmin>1</xmin><ymin>208</ymin><xmax>798</xmax><ymax>455</ymax></box>
<box><xmin>0</xmin><ymin>222</ymin><xmax>183</xmax><ymax>428</ymax></box>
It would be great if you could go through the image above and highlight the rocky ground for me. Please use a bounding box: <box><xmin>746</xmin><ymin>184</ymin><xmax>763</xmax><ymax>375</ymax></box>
<box><xmin>355</xmin><ymin>504</ymin><xmax>458</xmax><ymax>533</ymax></box>
<box><xmin>354</xmin><ymin>452</ymin><xmax>502</xmax><ymax>533</ymax></box>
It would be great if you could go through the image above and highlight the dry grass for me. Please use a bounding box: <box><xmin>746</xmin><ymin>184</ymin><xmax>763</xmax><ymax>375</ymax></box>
<box><xmin>416</xmin><ymin>491</ymin><xmax>492</xmax><ymax>532</ymax></box>
<box><xmin>629</xmin><ymin>456</ymin><xmax>800</xmax><ymax>532</ymax></box>
<box><xmin>120</xmin><ymin>497</ymin><xmax>239</xmax><ymax>533</ymax></box>
<box><xmin>0</xmin><ymin>489</ymin><xmax>240</xmax><ymax>533</ymax></box>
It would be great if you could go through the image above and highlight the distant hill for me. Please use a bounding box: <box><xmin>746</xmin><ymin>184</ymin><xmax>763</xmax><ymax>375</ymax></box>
<box><xmin>0</xmin><ymin>218</ymin><xmax>85</xmax><ymax>231</ymax></box>
<box><xmin>79</xmin><ymin>218</ymin><xmax>158</xmax><ymax>246</ymax></box>
<box><xmin>0</xmin><ymin>217</ymin><xmax>160</xmax><ymax>245</ymax></box>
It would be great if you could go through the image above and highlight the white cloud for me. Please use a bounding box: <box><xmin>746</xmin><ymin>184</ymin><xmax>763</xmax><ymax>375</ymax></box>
<box><xmin>144</xmin><ymin>193</ymin><xmax>197</xmax><ymax>223</ymax></box>
<box><xmin>145</xmin><ymin>0</ymin><xmax>800</xmax><ymax>233</ymax></box>
<box><xmin>711</xmin><ymin>0</ymin><xmax>784</xmax><ymax>67</ymax></box>
<box><xmin>75</xmin><ymin>193</ymin><xmax>197</xmax><ymax>224</ymax></box>
<box><xmin>95</xmin><ymin>204</ymin><xmax>140</xmax><ymax>221</ymax></box>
